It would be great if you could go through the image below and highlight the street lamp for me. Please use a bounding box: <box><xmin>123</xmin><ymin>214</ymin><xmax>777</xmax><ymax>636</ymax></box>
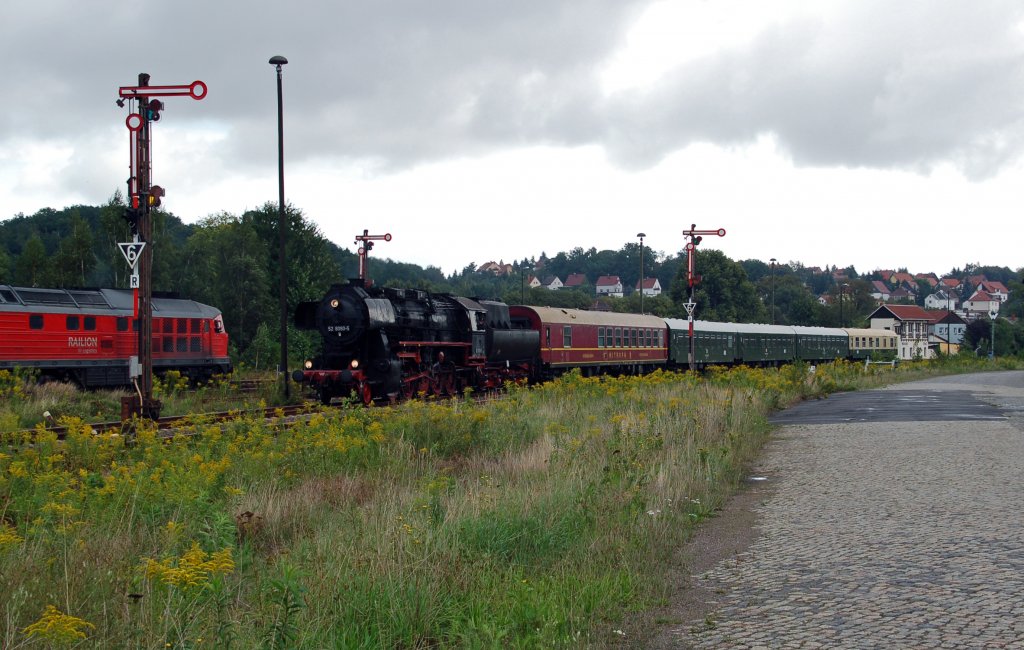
<box><xmin>269</xmin><ymin>55</ymin><xmax>289</xmax><ymax>398</ymax></box>
<box><xmin>989</xmin><ymin>307</ymin><xmax>998</xmax><ymax>360</ymax></box>
<box><xmin>839</xmin><ymin>283</ymin><xmax>848</xmax><ymax>328</ymax></box>
<box><xmin>769</xmin><ymin>257</ymin><xmax>777</xmax><ymax>324</ymax></box>
<box><xmin>637</xmin><ymin>232</ymin><xmax>646</xmax><ymax>314</ymax></box>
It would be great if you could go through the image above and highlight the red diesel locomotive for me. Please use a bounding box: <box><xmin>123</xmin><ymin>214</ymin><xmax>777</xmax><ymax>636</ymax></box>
<box><xmin>0</xmin><ymin>285</ymin><xmax>231</xmax><ymax>388</ymax></box>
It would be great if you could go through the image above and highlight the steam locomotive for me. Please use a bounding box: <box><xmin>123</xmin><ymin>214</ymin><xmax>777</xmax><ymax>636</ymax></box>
<box><xmin>293</xmin><ymin>280</ymin><xmax>539</xmax><ymax>403</ymax></box>
<box><xmin>294</xmin><ymin>280</ymin><xmax>899</xmax><ymax>405</ymax></box>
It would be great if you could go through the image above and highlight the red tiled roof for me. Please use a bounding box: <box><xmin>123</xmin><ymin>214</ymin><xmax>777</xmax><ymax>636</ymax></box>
<box><xmin>564</xmin><ymin>273</ymin><xmax>587</xmax><ymax>287</ymax></box>
<box><xmin>595</xmin><ymin>275</ymin><xmax>621</xmax><ymax>286</ymax></box>
<box><xmin>636</xmin><ymin>277</ymin><xmax>659</xmax><ymax>289</ymax></box>
<box><xmin>981</xmin><ymin>281</ymin><xmax>1008</xmax><ymax>294</ymax></box>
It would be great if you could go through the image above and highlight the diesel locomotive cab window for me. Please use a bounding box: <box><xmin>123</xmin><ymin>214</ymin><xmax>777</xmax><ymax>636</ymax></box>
<box><xmin>117</xmin><ymin>317</ymin><xmax>129</xmax><ymax>332</ymax></box>
<box><xmin>84</xmin><ymin>317</ymin><xmax>96</xmax><ymax>331</ymax></box>
<box><xmin>66</xmin><ymin>316</ymin><xmax>79</xmax><ymax>331</ymax></box>
<box><xmin>563</xmin><ymin>326</ymin><xmax>572</xmax><ymax>348</ymax></box>
<box><xmin>29</xmin><ymin>314</ymin><xmax>43</xmax><ymax>329</ymax></box>
<box><xmin>191</xmin><ymin>319</ymin><xmax>201</xmax><ymax>333</ymax></box>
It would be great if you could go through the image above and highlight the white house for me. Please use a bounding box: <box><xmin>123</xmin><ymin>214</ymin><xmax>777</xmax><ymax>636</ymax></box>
<box><xmin>924</xmin><ymin>290</ymin><xmax>957</xmax><ymax>311</ymax></box>
<box><xmin>541</xmin><ymin>276</ymin><xmax>563</xmax><ymax>291</ymax></box>
<box><xmin>978</xmin><ymin>281</ymin><xmax>1009</xmax><ymax>303</ymax></box>
<box><xmin>636</xmin><ymin>277</ymin><xmax>662</xmax><ymax>297</ymax></box>
<box><xmin>868</xmin><ymin>304</ymin><xmax>934</xmax><ymax>360</ymax></box>
<box><xmin>870</xmin><ymin>281</ymin><xmax>891</xmax><ymax>302</ymax></box>
<box><xmin>964</xmin><ymin>290</ymin><xmax>1000</xmax><ymax>317</ymax></box>
<box><xmin>595</xmin><ymin>275</ymin><xmax>624</xmax><ymax>298</ymax></box>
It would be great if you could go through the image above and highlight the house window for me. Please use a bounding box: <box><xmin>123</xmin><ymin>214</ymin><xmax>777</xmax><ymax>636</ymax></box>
<box><xmin>563</xmin><ymin>326</ymin><xmax>572</xmax><ymax>348</ymax></box>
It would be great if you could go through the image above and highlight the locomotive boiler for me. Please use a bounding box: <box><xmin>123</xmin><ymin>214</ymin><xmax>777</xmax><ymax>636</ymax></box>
<box><xmin>293</xmin><ymin>280</ymin><xmax>539</xmax><ymax>404</ymax></box>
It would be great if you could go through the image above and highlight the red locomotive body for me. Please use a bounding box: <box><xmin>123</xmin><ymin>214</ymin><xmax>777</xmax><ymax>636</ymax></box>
<box><xmin>508</xmin><ymin>306</ymin><xmax>668</xmax><ymax>377</ymax></box>
<box><xmin>0</xmin><ymin>285</ymin><xmax>231</xmax><ymax>387</ymax></box>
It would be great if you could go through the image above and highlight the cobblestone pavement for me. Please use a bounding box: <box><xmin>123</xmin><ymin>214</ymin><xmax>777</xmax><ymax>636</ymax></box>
<box><xmin>682</xmin><ymin>371</ymin><xmax>1024</xmax><ymax>649</ymax></box>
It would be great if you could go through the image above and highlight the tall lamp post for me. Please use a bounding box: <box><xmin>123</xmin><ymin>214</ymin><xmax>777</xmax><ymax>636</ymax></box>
<box><xmin>637</xmin><ymin>232</ymin><xmax>646</xmax><ymax>314</ymax></box>
<box><xmin>769</xmin><ymin>257</ymin><xmax>777</xmax><ymax>324</ymax></box>
<box><xmin>839</xmin><ymin>283</ymin><xmax>848</xmax><ymax>328</ymax></box>
<box><xmin>989</xmin><ymin>308</ymin><xmax>998</xmax><ymax>360</ymax></box>
<box><xmin>270</xmin><ymin>55</ymin><xmax>289</xmax><ymax>398</ymax></box>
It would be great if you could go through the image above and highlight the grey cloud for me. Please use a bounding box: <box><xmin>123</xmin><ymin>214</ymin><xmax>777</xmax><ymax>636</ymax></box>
<box><xmin>4</xmin><ymin>0</ymin><xmax>1024</xmax><ymax>208</ymax></box>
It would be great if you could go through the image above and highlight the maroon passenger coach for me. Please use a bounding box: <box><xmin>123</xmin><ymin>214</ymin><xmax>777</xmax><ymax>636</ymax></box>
<box><xmin>508</xmin><ymin>305</ymin><xmax>668</xmax><ymax>378</ymax></box>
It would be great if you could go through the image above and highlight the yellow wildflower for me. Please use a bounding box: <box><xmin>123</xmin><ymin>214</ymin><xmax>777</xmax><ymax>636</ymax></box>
<box><xmin>23</xmin><ymin>605</ymin><xmax>95</xmax><ymax>644</ymax></box>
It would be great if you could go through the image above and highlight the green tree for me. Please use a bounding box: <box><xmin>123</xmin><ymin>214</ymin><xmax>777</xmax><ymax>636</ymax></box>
<box><xmin>53</xmin><ymin>210</ymin><xmax>96</xmax><ymax>286</ymax></box>
<box><xmin>179</xmin><ymin>213</ymin><xmax>273</xmax><ymax>352</ymax></box>
<box><xmin>0</xmin><ymin>247</ymin><xmax>10</xmax><ymax>283</ymax></box>
<box><xmin>757</xmin><ymin>273</ymin><xmax>819</xmax><ymax>325</ymax></box>
<box><xmin>670</xmin><ymin>249</ymin><xmax>767</xmax><ymax>322</ymax></box>
<box><xmin>14</xmin><ymin>235</ymin><xmax>50</xmax><ymax>287</ymax></box>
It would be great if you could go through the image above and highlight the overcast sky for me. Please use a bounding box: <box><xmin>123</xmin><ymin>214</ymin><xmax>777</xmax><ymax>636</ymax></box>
<box><xmin>3</xmin><ymin>0</ymin><xmax>1024</xmax><ymax>277</ymax></box>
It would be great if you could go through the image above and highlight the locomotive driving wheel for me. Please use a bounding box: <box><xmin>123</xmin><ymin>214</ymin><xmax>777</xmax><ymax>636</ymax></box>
<box><xmin>357</xmin><ymin>380</ymin><xmax>373</xmax><ymax>405</ymax></box>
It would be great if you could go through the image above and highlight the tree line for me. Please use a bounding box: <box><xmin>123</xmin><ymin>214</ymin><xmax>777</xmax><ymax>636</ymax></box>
<box><xmin>2</xmin><ymin>198</ymin><xmax>1023</xmax><ymax>363</ymax></box>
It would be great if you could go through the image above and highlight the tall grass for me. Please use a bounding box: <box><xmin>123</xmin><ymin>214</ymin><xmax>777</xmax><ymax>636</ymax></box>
<box><xmin>0</xmin><ymin>356</ymin><xmax>1016</xmax><ymax>647</ymax></box>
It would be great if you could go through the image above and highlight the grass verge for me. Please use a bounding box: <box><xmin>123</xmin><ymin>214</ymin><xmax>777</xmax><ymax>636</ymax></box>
<box><xmin>0</xmin><ymin>356</ymin><xmax>1018</xmax><ymax>647</ymax></box>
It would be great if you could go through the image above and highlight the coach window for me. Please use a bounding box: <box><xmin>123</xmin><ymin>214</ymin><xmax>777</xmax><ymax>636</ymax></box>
<box><xmin>29</xmin><ymin>314</ymin><xmax>43</xmax><ymax>329</ymax></box>
<box><xmin>598</xmin><ymin>327</ymin><xmax>605</xmax><ymax>348</ymax></box>
<box><xmin>545</xmin><ymin>327</ymin><xmax>550</xmax><ymax>348</ymax></box>
<box><xmin>162</xmin><ymin>319</ymin><xmax>173</xmax><ymax>334</ymax></box>
<box><xmin>563</xmin><ymin>326</ymin><xmax>572</xmax><ymax>348</ymax></box>
<box><xmin>177</xmin><ymin>319</ymin><xmax>187</xmax><ymax>334</ymax></box>
<box><xmin>615</xmin><ymin>327</ymin><xmax>622</xmax><ymax>347</ymax></box>
<box><xmin>66</xmin><ymin>316</ymin><xmax>79</xmax><ymax>331</ymax></box>
<box><xmin>84</xmin><ymin>316</ymin><xmax>96</xmax><ymax>331</ymax></box>
<box><xmin>191</xmin><ymin>318</ymin><xmax>201</xmax><ymax>333</ymax></box>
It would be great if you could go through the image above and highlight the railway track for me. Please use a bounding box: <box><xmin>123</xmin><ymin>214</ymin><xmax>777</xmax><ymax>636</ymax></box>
<box><xmin>10</xmin><ymin>403</ymin><xmax>315</xmax><ymax>444</ymax></box>
<box><xmin>9</xmin><ymin>387</ymin><xmax>507</xmax><ymax>447</ymax></box>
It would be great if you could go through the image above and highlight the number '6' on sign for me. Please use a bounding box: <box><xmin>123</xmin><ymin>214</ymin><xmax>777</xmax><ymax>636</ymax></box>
<box><xmin>118</xmin><ymin>242</ymin><xmax>146</xmax><ymax>270</ymax></box>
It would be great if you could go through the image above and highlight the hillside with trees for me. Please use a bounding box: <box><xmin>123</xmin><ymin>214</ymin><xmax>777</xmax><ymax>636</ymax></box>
<box><xmin>2</xmin><ymin>200</ymin><xmax>1022</xmax><ymax>363</ymax></box>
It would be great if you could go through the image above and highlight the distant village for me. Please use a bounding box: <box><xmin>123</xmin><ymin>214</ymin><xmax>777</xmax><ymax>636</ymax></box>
<box><xmin>474</xmin><ymin>260</ymin><xmax>1015</xmax><ymax>361</ymax></box>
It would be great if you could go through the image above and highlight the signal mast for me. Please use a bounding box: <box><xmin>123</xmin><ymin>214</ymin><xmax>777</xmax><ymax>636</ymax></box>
<box><xmin>682</xmin><ymin>224</ymin><xmax>726</xmax><ymax>371</ymax></box>
<box><xmin>117</xmin><ymin>74</ymin><xmax>207</xmax><ymax>419</ymax></box>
